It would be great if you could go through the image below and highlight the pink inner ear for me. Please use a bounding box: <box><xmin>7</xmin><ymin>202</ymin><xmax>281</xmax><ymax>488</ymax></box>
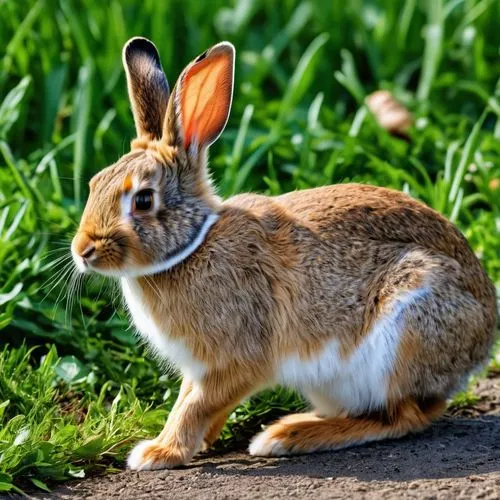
<box><xmin>180</xmin><ymin>52</ymin><xmax>233</xmax><ymax>149</ymax></box>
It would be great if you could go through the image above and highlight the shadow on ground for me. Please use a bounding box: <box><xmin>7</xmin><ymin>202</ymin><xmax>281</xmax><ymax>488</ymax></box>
<box><xmin>195</xmin><ymin>415</ymin><xmax>499</xmax><ymax>481</ymax></box>
<box><xmin>42</xmin><ymin>374</ymin><xmax>500</xmax><ymax>499</ymax></box>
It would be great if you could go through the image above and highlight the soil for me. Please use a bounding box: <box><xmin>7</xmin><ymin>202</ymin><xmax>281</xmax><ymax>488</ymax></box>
<box><xmin>40</xmin><ymin>374</ymin><xmax>500</xmax><ymax>499</ymax></box>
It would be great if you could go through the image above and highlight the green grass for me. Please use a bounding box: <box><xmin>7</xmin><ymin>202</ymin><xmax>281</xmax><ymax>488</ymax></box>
<box><xmin>0</xmin><ymin>0</ymin><xmax>499</xmax><ymax>493</ymax></box>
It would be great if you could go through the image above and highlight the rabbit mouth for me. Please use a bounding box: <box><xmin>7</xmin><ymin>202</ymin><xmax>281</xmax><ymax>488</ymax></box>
<box><xmin>71</xmin><ymin>230</ymin><xmax>129</xmax><ymax>276</ymax></box>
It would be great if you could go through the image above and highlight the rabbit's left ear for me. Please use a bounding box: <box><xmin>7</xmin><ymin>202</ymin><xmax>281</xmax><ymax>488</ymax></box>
<box><xmin>165</xmin><ymin>42</ymin><xmax>234</xmax><ymax>152</ymax></box>
<box><xmin>123</xmin><ymin>37</ymin><xmax>170</xmax><ymax>141</ymax></box>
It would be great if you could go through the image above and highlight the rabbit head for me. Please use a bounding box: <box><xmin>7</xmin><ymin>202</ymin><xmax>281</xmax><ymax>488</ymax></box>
<box><xmin>71</xmin><ymin>38</ymin><xmax>234</xmax><ymax>277</ymax></box>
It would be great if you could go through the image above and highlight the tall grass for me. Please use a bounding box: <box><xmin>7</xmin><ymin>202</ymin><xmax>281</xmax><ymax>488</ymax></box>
<box><xmin>0</xmin><ymin>0</ymin><xmax>499</xmax><ymax>492</ymax></box>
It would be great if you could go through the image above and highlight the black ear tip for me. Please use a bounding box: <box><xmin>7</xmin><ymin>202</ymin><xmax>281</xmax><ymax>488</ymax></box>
<box><xmin>123</xmin><ymin>37</ymin><xmax>161</xmax><ymax>66</ymax></box>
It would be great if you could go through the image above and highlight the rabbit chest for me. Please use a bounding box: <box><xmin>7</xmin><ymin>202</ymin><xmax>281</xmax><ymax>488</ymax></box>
<box><xmin>121</xmin><ymin>277</ymin><xmax>207</xmax><ymax>381</ymax></box>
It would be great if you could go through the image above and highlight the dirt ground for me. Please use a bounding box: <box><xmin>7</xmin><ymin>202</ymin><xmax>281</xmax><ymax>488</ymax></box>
<box><xmin>41</xmin><ymin>374</ymin><xmax>499</xmax><ymax>500</ymax></box>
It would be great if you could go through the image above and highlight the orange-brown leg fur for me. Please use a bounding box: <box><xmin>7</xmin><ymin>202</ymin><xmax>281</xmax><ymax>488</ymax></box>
<box><xmin>127</xmin><ymin>373</ymin><xmax>253</xmax><ymax>470</ymax></box>
<box><xmin>249</xmin><ymin>397</ymin><xmax>446</xmax><ymax>456</ymax></box>
<box><xmin>156</xmin><ymin>377</ymin><xmax>230</xmax><ymax>451</ymax></box>
<box><xmin>202</xmin><ymin>409</ymin><xmax>231</xmax><ymax>451</ymax></box>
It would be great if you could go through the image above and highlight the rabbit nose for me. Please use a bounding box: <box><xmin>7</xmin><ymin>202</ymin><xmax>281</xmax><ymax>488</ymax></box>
<box><xmin>72</xmin><ymin>233</ymin><xmax>97</xmax><ymax>265</ymax></box>
<box><xmin>80</xmin><ymin>244</ymin><xmax>96</xmax><ymax>260</ymax></box>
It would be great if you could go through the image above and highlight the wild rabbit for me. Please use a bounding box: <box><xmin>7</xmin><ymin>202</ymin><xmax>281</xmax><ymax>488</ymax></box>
<box><xmin>71</xmin><ymin>37</ymin><xmax>497</xmax><ymax>470</ymax></box>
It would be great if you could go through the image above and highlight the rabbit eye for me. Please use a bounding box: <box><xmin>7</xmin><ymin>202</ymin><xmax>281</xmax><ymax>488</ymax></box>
<box><xmin>133</xmin><ymin>189</ymin><xmax>154</xmax><ymax>211</ymax></box>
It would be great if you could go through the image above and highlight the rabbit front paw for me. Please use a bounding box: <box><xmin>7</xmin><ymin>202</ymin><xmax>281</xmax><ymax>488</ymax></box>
<box><xmin>127</xmin><ymin>439</ymin><xmax>186</xmax><ymax>471</ymax></box>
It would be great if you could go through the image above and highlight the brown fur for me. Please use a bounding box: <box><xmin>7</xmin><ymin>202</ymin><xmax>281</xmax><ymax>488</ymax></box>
<box><xmin>133</xmin><ymin>188</ymin><xmax>496</xmax><ymax>388</ymax></box>
<box><xmin>257</xmin><ymin>397</ymin><xmax>446</xmax><ymax>455</ymax></box>
<box><xmin>72</xmin><ymin>38</ymin><xmax>497</xmax><ymax>469</ymax></box>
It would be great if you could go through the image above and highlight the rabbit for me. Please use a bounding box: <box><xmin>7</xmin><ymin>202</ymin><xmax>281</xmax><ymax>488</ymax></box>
<box><xmin>71</xmin><ymin>37</ymin><xmax>497</xmax><ymax>471</ymax></box>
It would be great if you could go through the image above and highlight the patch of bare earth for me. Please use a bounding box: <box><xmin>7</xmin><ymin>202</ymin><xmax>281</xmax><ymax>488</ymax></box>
<box><xmin>41</xmin><ymin>374</ymin><xmax>500</xmax><ymax>499</ymax></box>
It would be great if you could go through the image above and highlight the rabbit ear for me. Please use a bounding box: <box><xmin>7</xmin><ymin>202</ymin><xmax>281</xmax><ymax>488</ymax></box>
<box><xmin>166</xmin><ymin>42</ymin><xmax>234</xmax><ymax>152</ymax></box>
<box><xmin>123</xmin><ymin>37</ymin><xmax>170</xmax><ymax>141</ymax></box>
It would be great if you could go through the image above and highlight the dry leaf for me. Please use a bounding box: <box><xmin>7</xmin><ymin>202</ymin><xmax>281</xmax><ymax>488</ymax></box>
<box><xmin>365</xmin><ymin>90</ymin><xmax>413</xmax><ymax>136</ymax></box>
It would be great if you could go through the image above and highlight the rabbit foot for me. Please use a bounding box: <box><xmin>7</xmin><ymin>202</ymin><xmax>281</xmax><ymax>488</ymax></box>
<box><xmin>127</xmin><ymin>439</ymin><xmax>187</xmax><ymax>470</ymax></box>
<box><xmin>248</xmin><ymin>427</ymin><xmax>290</xmax><ymax>457</ymax></box>
<box><xmin>249</xmin><ymin>413</ymin><xmax>320</xmax><ymax>456</ymax></box>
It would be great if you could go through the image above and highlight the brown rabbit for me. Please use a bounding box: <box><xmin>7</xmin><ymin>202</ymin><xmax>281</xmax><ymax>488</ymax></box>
<box><xmin>71</xmin><ymin>37</ymin><xmax>497</xmax><ymax>470</ymax></box>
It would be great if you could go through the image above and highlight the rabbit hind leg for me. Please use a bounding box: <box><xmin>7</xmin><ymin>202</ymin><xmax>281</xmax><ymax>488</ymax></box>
<box><xmin>248</xmin><ymin>396</ymin><xmax>445</xmax><ymax>457</ymax></box>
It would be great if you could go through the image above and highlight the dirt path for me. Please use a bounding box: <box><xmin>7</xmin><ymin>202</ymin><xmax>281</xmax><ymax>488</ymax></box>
<box><xmin>44</xmin><ymin>375</ymin><xmax>499</xmax><ymax>499</ymax></box>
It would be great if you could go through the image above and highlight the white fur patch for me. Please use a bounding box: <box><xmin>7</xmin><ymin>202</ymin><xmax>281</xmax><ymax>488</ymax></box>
<box><xmin>127</xmin><ymin>440</ymin><xmax>156</xmax><ymax>470</ymax></box>
<box><xmin>70</xmin><ymin>245</ymin><xmax>87</xmax><ymax>273</ymax></box>
<box><xmin>277</xmin><ymin>287</ymin><xmax>428</xmax><ymax>414</ymax></box>
<box><xmin>121</xmin><ymin>277</ymin><xmax>207</xmax><ymax>381</ymax></box>
<box><xmin>127</xmin><ymin>439</ymin><xmax>180</xmax><ymax>471</ymax></box>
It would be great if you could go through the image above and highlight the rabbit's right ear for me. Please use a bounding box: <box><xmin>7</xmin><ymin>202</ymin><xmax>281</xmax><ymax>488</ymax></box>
<box><xmin>123</xmin><ymin>37</ymin><xmax>170</xmax><ymax>141</ymax></box>
<box><xmin>163</xmin><ymin>42</ymin><xmax>234</xmax><ymax>155</ymax></box>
